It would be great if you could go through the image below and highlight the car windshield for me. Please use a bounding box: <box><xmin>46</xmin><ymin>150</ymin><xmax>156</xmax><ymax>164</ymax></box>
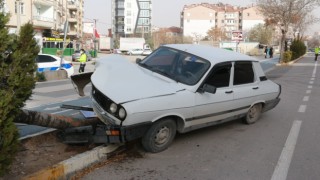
<box><xmin>139</xmin><ymin>47</ymin><xmax>210</xmax><ymax>85</ymax></box>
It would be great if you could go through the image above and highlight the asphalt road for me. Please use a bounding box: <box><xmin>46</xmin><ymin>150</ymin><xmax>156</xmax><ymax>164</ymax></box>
<box><xmin>80</xmin><ymin>54</ymin><xmax>320</xmax><ymax>179</ymax></box>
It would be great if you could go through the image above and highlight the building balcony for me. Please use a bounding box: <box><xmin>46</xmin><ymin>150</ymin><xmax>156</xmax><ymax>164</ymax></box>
<box><xmin>68</xmin><ymin>31</ymin><xmax>78</xmax><ymax>36</ymax></box>
<box><xmin>33</xmin><ymin>0</ymin><xmax>55</xmax><ymax>7</ymax></box>
<box><xmin>32</xmin><ymin>16</ymin><xmax>54</xmax><ymax>28</ymax></box>
<box><xmin>67</xmin><ymin>1</ymin><xmax>79</xmax><ymax>10</ymax></box>
<box><xmin>68</xmin><ymin>17</ymin><xmax>77</xmax><ymax>23</ymax></box>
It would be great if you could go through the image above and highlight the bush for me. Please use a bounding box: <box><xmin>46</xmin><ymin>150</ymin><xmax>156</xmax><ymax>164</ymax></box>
<box><xmin>290</xmin><ymin>39</ymin><xmax>306</xmax><ymax>60</ymax></box>
<box><xmin>282</xmin><ymin>51</ymin><xmax>292</xmax><ymax>63</ymax></box>
<box><xmin>35</xmin><ymin>72</ymin><xmax>46</xmax><ymax>82</ymax></box>
<box><xmin>247</xmin><ymin>48</ymin><xmax>262</xmax><ymax>56</ymax></box>
<box><xmin>0</xmin><ymin>8</ymin><xmax>39</xmax><ymax>175</ymax></box>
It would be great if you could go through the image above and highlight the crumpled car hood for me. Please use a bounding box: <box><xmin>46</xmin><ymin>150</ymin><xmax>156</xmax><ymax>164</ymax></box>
<box><xmin>91</xmin><ymin>55</ymin><xmax>184</xmax><ymax>104</ymax></box>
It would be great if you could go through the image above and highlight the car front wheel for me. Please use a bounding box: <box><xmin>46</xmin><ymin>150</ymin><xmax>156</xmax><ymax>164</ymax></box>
<box><xmin>243</xmin><ymin>103</ymin><xmax>262</xmax><ymax>124</ymax></box>
<box><xmin>141</xmin><ymin>119</ymin><xmax>176</xmax><ymax>153</ymax></box>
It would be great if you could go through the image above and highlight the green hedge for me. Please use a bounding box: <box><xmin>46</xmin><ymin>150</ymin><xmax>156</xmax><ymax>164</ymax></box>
<box><xmin>290</xmin><ymin>39</ymin><xmax>306</xmax><ymax>60</ymax></box>
<box><xmin>282</xmin><ymin>51</ymin><xmax>292</xmax><ymax>63</ymax></box>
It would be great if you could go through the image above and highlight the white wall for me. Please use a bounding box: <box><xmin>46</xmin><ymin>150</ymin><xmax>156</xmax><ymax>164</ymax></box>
<box><xmin>183</xmin><ymin>19</ymin><xmax>215</xmax><ymax>39</ymax></box>
<box><xmin>242</xmin><ymin>20</ymin><xmax>264</xmax><ymax>31</ymax></box>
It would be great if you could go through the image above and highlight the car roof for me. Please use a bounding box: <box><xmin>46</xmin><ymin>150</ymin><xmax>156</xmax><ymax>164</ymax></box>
<box><xmin>163</xmin><ymin>44</ymin><xmax>258</xmax><ymax>63</ymax></box>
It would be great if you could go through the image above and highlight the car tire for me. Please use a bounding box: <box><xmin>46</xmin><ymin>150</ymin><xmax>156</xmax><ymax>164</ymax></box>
<box><xmin>141</xmin><ymin>118</ymin><xmax>177</xmax><ymax>153</ymax></box>
<box><xmin>243</xmin><ymin>103</ymin><xmax>262</xmax><ymax>124</ymax></box>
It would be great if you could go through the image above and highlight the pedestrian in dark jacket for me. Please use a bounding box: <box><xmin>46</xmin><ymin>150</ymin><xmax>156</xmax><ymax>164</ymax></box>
<box><xmin>269</xmin><ymin>47</ymin><xmax>273</xmax><ymax>58</ymax></box>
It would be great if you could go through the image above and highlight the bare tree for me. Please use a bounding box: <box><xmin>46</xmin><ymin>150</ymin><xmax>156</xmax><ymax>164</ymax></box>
<box><xmin>291</xmin><ymin>13</ymin><xmax>320</xmax><ymax>40</ymax></box>
<box><xmin>257</xmin><ymin>0</ymin><xmax>320</xmax><ymax>62</ymax></box>
<box><xmin>207</xmin><ymin>27</ymin><xmax>228</xmax><ymax>42</ymax></box>
<box><xmin>248</xmin><ymin>24</ymin><xmax>274</xmax><ymax>45</ymax></box>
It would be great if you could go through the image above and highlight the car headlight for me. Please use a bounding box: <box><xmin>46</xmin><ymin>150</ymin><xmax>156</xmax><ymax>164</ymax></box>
<box><xmin>109</xmin><ymin>103</ymin><xmax>117</xmax><ymax>113</ymax></box>
<box><xmin>118</xmin><ymin>107</ymin><xmax>126</xmax><ymax>120</ymax></box>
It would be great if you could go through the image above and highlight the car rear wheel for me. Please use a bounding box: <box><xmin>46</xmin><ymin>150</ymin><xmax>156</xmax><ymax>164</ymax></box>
<box><xmin>243</xmin><ymin>103</ymin><xmax>262</xmax><ymax>124</ymax></box>
<box><xmin>141</xmin><ymin>119</ymin><xmax>176</xmax><ymax>153</ymax></box>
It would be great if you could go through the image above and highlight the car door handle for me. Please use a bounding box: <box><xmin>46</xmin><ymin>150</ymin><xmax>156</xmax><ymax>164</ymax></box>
<box><xmin>225</xmin><ymin>90</ymin><xmax>233</xmax><ymax>94</ymax></box>
<box><xmin>252</xmin><ymin>87</ymin><xmax>259</xmax><ymax>90</ymax></box>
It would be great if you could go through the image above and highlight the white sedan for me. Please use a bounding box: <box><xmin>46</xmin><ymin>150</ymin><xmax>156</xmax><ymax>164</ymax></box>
<box><xmin>72</xmin><ymin>44</ymin><xmax>281</xmax><ymax>153</ymax></box>
<box><xmin>36</xmin><ymin>54</ymin><xmax>74</xmax><ymax>77</ymax></box>
<box><xmin>127</xmin><ymin>48</ymin><xmax>144</xmax><ymax>55</ymax></box>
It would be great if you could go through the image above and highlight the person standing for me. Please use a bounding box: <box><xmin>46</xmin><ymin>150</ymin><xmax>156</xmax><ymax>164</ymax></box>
<box><xmin>269</xmin><ymin>46</ymin><xmax>274</xmax><ymax>58</ymax></box>
<box><xmin>264</xmin><ymin>46</ymin><xmax>270</xmax><ymax>58</ymax></box>
<box><xmin>315</xmin><ymin>46</ymin><xmax>319</xmax><ymax>61</ymax></box>
<box><xmin>78</xmin><ymin>49</ymin><xmax>87</xmax><ymax>73</ymax></box>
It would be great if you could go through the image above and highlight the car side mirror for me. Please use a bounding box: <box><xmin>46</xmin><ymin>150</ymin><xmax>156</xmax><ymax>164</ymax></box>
<box><xmin>136</xmin><ymin>58</ymin><xmax>142</xmax><ymax>64</ymax></box>
<box><xmin>200</xmin><ymin>84</ymin><xmax>216</xmax><ymax>94</ymax></box>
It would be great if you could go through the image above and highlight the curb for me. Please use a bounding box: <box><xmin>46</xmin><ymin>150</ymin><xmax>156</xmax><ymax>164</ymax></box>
<box><xmin>275</xmin><ymin>55</ymin><xmax>304</xmax><ymax>66</ymax></box>
<box><xmin>24</xmin><ymin>144</ymin><xmax>121</xmax><ymax>180</ymax></box>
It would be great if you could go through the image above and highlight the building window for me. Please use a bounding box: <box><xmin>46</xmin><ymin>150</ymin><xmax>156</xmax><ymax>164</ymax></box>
<box><xmin>127</xmin><ymin>11</ymin><xmax>131</xmax><ymax>16</ymax></box>
<box><xmin>127</xmin><ymin>2</ymin><xmax>131</xmax><ymax>8</ymax></box>
<box><xmin>222</xmin><ymin>20</ymin><xmax>224</xmax><ymax>23</ymax></box>
<box><xmin>187</xmin><ymin>19</ymin><xmax>190</xmax><ymax>23</ymax></box>
<box><xmin>140</xmin><ymin>10</ymin><xmax>150</xmax><ymax>17</ymax></box>
<box><xmin>36</xmin><ymin>7</ymin><xmax>40</xmax><ymax>16</ymax></box>
<box><xmin>15</xmin><ymin>1</ymin><xmax>24</xmax><ymax>14</ymax></box>
<box><xmin>210</xmin><ymin>19</ymin><xmax>213</xmax><ymax>23</ymax></box>
<box><xmin>139</xmin><ymin>2</ymin><xmax>150</xmax><ymax>9</ymax></box>
<box><xmin>247</xmin><ymin>13</ymin><xmax>250</xmax><ymax>16</ymax></box>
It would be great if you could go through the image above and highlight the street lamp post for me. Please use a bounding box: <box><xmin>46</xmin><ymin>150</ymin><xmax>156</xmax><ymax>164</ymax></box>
<box><xmin>16</xmin><ymin>0</ymin><xmax>21</xmax><ymax>34</ymax></box>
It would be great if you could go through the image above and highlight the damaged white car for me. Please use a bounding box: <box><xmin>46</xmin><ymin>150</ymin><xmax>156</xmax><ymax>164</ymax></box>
<box><xmin>71</xmin><ymin>44</ymin><xmax>281</xmax><ymax>153</ymax></box>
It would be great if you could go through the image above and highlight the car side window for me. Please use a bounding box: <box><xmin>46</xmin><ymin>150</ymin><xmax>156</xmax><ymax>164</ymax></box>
<box><xmin>37</xmin><ymin>55</ymin><xmax>56</xmax><ymax>63</ymax></box>
<box><xmin>205</xmin><ymin>62</ymin><xmax>231</xmax><ymax>88</ymax></box>
<box><xmin>233</xmin><ymin>61</ymin><xmax>255</xmax><ymax>85</ymax></box>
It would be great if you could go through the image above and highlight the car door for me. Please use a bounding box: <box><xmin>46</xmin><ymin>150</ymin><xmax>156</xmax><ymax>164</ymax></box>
<box><xmin>36</xmin><ymin>55</ymin><xmax>59</xmax><ymax>72</ymax></box>
<box><xmin>231</xmin><ymin>61</ymin><xmax>259</xmax><ymax>113</ymax></box>
<box><xmin>189</xmin><ymin>62</ymin><xmax>234</xmax><ymax>128</ymax></box>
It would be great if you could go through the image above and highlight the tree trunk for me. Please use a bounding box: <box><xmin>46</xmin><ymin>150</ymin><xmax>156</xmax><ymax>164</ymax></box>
<box><xmin>14</xmin><ymin>109</ymin><xmax>101</xmax><ymax>130</ymax></box>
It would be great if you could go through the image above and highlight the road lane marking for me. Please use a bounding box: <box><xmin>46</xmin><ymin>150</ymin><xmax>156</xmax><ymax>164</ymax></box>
<box><xmin>309</xmin><ymin>81</ymin><xmax>314</xmax><ymax>84</ymax></box>
<box><xmin>306</xmin><ymin>90</ymin><xmax>311</xmax><ymax>94</ymax></box>
<box><xmin>310</xmin><ymin>78</ymin><xmax>315</xmax><ymax>81</ymax></box>
<box><xmin>303</xmin><ymin>96</ymin><xmax>309</xmax><ymax>102</ymax></box>
<box><xmin>43</xmin><ymin>106</ymin><xmax>60</xmax><ymax>111</ymax></box>
<box><xmin>298</xmin><ymin>105</ymin><xmax>307</xmax><ymax>113</ymax></box>
<box><xmin>308</xmin><ymin>85</ymin><xmax>312</xmax><ymax>89</ymax></box>
<box><xmin>271</xmin><ymin>120</ymin><xmax>302</xmax><ymax>180</ymax></box>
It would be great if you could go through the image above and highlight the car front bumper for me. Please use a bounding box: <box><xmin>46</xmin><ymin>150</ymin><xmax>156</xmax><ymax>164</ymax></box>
<box><xmin>92</xmin><ymin>122</ymin><xmax>153</xmax><ymax>143</ymax></box>
<box><xmin>91</xmin><ymin>96</ymin><xmax>152</xmax><ymax>143</ymax></box>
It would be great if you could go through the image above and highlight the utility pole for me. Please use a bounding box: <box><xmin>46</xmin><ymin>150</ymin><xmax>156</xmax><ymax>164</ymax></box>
<box><xmin>16</xmin><ymin>0</ymin><xmax>21</xmax><ymax>34</ymax></box>
<box><xmin>93</xmin><ymin>18</ymin><xmax>98</xmax><ymax>57</ymax></box>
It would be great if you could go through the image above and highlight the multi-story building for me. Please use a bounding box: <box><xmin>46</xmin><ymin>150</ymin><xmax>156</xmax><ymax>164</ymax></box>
<box><xmin>242</xmin><ymin>6</ymin><xmax>265</xmax><ymax>31</ymax></box>
<box><xmin>181</xmin><ymin>3</ymin><xmax>264</xmax><ymax>41</ymax></box>
<box><xmin>111</xmin><ymin>0</ymin><xmax>152</xmax><ymax>38</ymax></box>
<box><xmin>2</xmin><ymin>0</ymin><xmax>83</xmax><ymax>50</ymax></box>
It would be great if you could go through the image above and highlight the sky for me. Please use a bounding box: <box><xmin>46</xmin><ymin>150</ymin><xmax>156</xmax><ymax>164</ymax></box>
<box><xmin>84</xmin><ymin>0</ymin><xmax>319</xmax><ymax>36</ymax></box>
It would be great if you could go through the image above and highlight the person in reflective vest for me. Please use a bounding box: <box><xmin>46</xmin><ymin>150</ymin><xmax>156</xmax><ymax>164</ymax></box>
<box><xmin>79</xmin><ymin>49</ymin><xmax>87</xmax><ymax>73</ymax></box>
<box><xmin>315</xmin><ymin>46</ymin><xmax>319</xmax><ymax>61</ymax></box>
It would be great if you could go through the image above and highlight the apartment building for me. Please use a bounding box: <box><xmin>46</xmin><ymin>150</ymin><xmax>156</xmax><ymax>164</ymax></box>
<box><xmin>181</xmin><ymin>3</ymin><xmax>264</xmax><ymax>41</ymax></box>
<box><xmin>111</xmin><ymin>0</ymin><xmax>152</xmax><ymax>38</ymax></box>
<box><xmin>242</xmin><ymin>6</ymin><xmax>265</xmax><ymax>31</ymax></box>
<box><xmin>2</xmin><ymin>0</ymin><xmax>83</xmax><ymax>49</ymax></box>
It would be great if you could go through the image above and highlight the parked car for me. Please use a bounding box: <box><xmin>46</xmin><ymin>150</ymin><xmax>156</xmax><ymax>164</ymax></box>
<box><xmin>113</xmin><ymin>49</ymin><xmax>122</xmax><ymax>54</ymax></box>
<box><xmin>127</xmin><ymin>48</ymin><xmax>144</xmax><ymax>55</ymax></box>
<box><xmin>72</xmin><ymin>44</ymin><xmax>281</xmax><ymax>153</ymax></box>
<box><xmin>142</xmin><ymin>49</ymin><xmax>152</xmax><ymax>56</ymax></box>
<box><xmin>72</xmin><ymin>50</ymin><xmax>92</xmax><ymax>62</ymax></box>
<box><xmin>36</xmin><ymin>54</ymin><xmax>74</xmax><ymax>77</ymax></box>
